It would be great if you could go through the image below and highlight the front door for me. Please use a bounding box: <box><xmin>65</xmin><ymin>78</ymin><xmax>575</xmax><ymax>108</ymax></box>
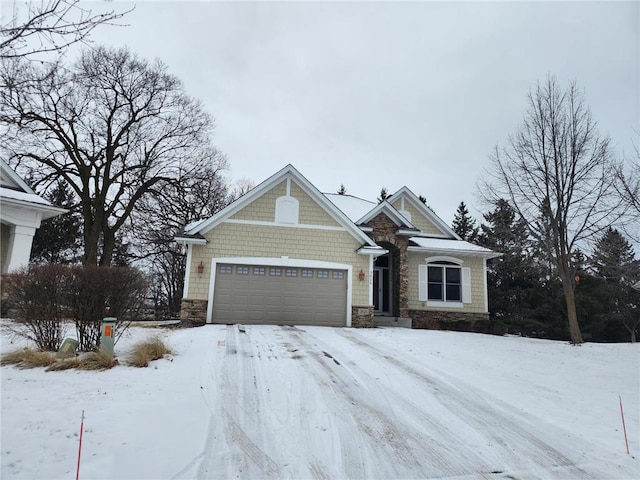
<box><xmin>373</xmin><ymin>255</ymin><xmax>392</xmax><ymax>315</ymax></box>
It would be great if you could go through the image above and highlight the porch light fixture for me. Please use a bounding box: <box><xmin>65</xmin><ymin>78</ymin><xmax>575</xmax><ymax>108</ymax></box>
<box><xmin>197</xmin><ymin>261</ymin><xmax>204</xmax><ymax>275</ymax></box>
<box><xmin>359</xmin><ymin>269</ymin><xmax>365</xmax><ymax>281</ymax></box>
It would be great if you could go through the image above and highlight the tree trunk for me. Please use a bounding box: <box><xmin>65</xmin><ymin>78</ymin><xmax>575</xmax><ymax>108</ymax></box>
<box><xmin>100</xmin><ymin>229</ymin><xmax>115</xmax><ymax>266</ymax></box>
<box><xmin>561</xmin><ymin>279</ymin><xmax>584</xmax><ymax>344</ymax></box>
<box><xmin>83</xmin><ymin>226</ymin><xmax>100</xmax><ymax>266</ymax></box>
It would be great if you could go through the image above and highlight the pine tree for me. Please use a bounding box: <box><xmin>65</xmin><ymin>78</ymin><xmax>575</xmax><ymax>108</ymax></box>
<box><xmin>378</xmin><ymin>187</ymin><xmax>388</xmax><ymax>203</ymax></box>
<box><xmin>30</xmin><ymin>180</ymin><xmax>82</xmax><ymax>264</ymax></box>
<box><xmin>591</xmin><ymin>228</ymin><xmax>638</xmax><ymax>282</ymax></box>
<box><xmin>478</xmin><ymin>199</ymin><xmax>542</xmax><ymax>334</ymax></box>
<box><xmin>589</xmin><ymin>228</ymin><xmax>640</xmax><ymax>342</ymax></box>
<box><xmin>451</xmin><ymin>202</ymin><xmax>478</xmax><ymax>242</ymax></box>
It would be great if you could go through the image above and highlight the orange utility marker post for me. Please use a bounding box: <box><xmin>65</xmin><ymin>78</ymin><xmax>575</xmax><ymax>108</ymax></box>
<box><xmin>620</xmin><ymin>395</ymin><xmax>630</xmax><ymax>454</ymax></box>
<box><xmin>100</xmin><ymin>317</ymin><xmax>116</xmax><ymax>358</ymax></box>
<box><xmin>76</xmin><ymin>410</ymin><xmax>85</xmax><ymax>480</ymax></box>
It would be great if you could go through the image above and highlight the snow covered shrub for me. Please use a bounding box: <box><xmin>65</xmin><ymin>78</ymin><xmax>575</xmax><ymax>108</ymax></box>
<box><xmin>67</xmin><ymin>266</ymin><xmax>148</xmax><ymax>352</ymax></box>
<box><xmin>126</xmin><ymin>336</ymin><xmax>173</xmax><ymax>367</ymax></box>
<box><xmin>2</xmin><ymin>265</ymin><xmax>69</xmax><ymax>351</ymax></box>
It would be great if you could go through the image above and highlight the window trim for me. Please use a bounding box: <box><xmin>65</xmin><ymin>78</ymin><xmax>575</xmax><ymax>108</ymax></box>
<box><xmin>419</xmin><ymin>258</ymin><xmax>471</xmax><ymax>307</ymax></box>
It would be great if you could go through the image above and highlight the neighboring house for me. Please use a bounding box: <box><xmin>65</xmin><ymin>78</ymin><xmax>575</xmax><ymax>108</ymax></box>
<box><xmin>0</xmin><ymin>160</ymin><xmax>66</xmax><ymax>274</ymax></box>
<box><xmin>176</xmin><ymin>164</ymin><xmax>499</xmax><ymax>328</ymax></box>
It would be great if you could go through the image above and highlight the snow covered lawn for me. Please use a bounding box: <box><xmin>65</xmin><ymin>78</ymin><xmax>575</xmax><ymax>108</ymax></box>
<box><xmin>1</xmin><ymin>322</ymin><xmax>639</xmax><ymax>479</ymax></box>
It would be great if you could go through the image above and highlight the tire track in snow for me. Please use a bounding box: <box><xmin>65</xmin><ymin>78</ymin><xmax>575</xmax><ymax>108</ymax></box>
<box><xmin>197</xmin><ymin>325</ymin><xmax>281</xmax><ymax>479</ymax></box>
<box><xmin>281</xmin><ymin>326</ymin><xmax>473</xmax><ymax>479</ymax></box>
<box><xmin>335</xmin><ymin>329</ymin><xmax>596</xmax><ymax>480</ymax></box>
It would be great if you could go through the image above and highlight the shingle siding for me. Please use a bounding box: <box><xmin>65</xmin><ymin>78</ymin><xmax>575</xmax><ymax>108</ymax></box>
<box><xmin>187</xmin><ymin>223</ymin><xmax>370</xmax><ymax>305</ymax></box>
<box><xmin>390</xmin><ymin>198</ymin><xmax>443</xmax><ymax>235</ymax></box>
<box><xmin>407</xmin><ymin>252</ymin><xmax>487</xmax><ymax>313</ymax></box>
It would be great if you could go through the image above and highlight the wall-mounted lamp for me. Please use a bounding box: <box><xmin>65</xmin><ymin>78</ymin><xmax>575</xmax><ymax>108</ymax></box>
<box><xmin>197</xmin><ymin>261</ymin><xmax>204</xmax><ymax>275</ymax></box>
<box><xmin>358</xmin><ymin>269</ymin><xmax>365</xmax><ymax>281</ymax></box>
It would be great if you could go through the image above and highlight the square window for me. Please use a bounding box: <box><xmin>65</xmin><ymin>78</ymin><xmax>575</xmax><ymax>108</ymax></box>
<box><xmin>426</xmin><ymin>263</ymin><xmax>462</xmax><ymax>303</ymax></box>
<box><xmin>269</xmin><ymin>268</ymin><xmax>281</xmax><ymax>276</ymax></box>
<box><xmin>219</xmin><ymin>265</ymin><xmax>232</xmax><ymax>274</ymax></box>
<box><xmin>301</xmin><ymin>269</ymin><xmax>313</xmax><ymax>278</ymax></box>
<box><xmin>285</xmin><ymin>268</ymin><xmax>297</xmax><ymax>277</ymax></box>
<box><xmin>317</xmin><ymin>270</ymin><xmax>329</xmax><ymax>278</ymax></box>
<box><xmin>332</xmin><ymin>271</ymin><xmax>344</xmax><ymax>279</ymax></box>
<box><xmin>253</xmin><ymin>267</ymin><xmax>265</xmax><ymax>275</ymax></box>
<box><xmin>237</xmin><ymin>266</ymin><xmax>249</xmax><ymax>275</ymax></box>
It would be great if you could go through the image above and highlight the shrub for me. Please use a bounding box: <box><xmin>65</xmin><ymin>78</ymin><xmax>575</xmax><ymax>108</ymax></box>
<box><xmin>67</xmin><ymin>265</ymin><xmax>148</xmax><ymax>351</ymax></box>
<box><xmin>2</xmin><ymin>265</ymin><xmax>69</xmax><ymax>350</ymax></box>
<box><xmin>1</xmin><ymin>348</ymin><xmax>56</xmax><ymax>368</ymax></box>
<box><xmin>126</xmin><ymin>337</ymin><xmax>173</xmax><ymax>367</ymax></box>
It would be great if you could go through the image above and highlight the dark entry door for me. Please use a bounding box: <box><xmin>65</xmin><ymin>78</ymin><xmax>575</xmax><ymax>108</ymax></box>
<box><xmin>373</xmin><ymin>257</ymin><xmax>392</xmax><ymax>315</ymax></box>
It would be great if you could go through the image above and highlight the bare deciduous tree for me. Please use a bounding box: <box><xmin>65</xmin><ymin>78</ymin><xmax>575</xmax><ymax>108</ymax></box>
<box><xmin>0</xmin><ymin>0</ymin><xmax>128</xmax><ymax>59</ymax></box>
<box><xmin>481</xmin><ymin>77</ymin><xmax>620</xmax><ymax>344</ymax></box>
<box><xmin>615</xmin><ymin>146</ymin><xmax>640</xmax><ymax>241</ymax></box>
<box><xmin>133</xmin><ymin>164</ymin><xmax>230</xmax><ymax>318</ymax></box>
<box><xmin>0</xmin><ymin>46</ymin><xmax>223</xmax><ymax>266</ymax></box>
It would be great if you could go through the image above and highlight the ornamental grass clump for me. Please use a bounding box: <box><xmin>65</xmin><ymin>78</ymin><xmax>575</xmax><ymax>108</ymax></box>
<box><xmin>126</xmin><ymin>337</ymin><xmax>173</xmax><ymax>367</ymax></box>
<box><xmin>76</xmin><ymin>351</ymin><xmax>118</xmax><ymax>370</ymax></box>
<box><xmin>1</xmin><ymin>348</ymin><xmax>56</xmax><ymax>369</ymax></box>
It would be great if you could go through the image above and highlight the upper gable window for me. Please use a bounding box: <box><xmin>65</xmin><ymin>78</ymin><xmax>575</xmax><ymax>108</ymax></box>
<box><xmin>275</xmin><ymin>195</ymin><xmax>299</xmax><ymax>224</ymax></box>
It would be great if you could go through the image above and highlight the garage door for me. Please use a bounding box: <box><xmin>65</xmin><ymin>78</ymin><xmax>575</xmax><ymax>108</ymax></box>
<box><xmin>212</xmin><ymin>263</ymin><xmax>348</xmax><ymax>326</ymax></box>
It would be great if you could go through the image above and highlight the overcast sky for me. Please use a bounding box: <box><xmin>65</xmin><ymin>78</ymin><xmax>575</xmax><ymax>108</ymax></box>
<box><xmin>19</xmin><ymin>0</ymin><xmax>640</xmax><ymax>225</ymax></box>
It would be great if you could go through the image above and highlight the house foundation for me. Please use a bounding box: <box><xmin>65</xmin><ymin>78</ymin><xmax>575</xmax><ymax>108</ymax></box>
<box><xmin>409</xmin><ymin>310</ymin><xmax>505</xmax><ymax>335</ymax></box>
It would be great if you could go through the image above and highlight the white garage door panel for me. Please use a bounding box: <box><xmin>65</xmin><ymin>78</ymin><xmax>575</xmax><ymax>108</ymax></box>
<box><xmin>212</xmin><ymin>263</ymin><xmax>348</xmax><ymax>326</ymax></box>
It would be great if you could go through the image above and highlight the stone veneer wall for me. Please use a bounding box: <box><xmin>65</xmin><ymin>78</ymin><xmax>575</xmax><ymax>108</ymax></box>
<box><xmin>180</xmin><ymin>299</ymin><xmax>207</xmax><ymax>326</ymax></box>
<box><xmin>367</xmin><ymin>213</ymin><xmax>409</xmax><ymax>318</ymax></box>
<box><xmin>409</xmin><ymin>310</ymin><xmax>506</xmax><ymax>335</ymax></box>
<box><xmin>351</xmin><ymin>305</ymin><xmax>374</xmax><ymax>328</ymax></box>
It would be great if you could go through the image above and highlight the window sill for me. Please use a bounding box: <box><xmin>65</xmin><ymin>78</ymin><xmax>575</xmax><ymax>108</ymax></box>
<box><xmin>426</xmin><ymin>301</ymin><xmax>463</xmax><ymax>309</ymax></box>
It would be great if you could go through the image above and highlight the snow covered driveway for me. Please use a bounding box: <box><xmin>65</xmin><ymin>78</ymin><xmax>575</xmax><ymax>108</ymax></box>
<box><xmin>2</xmin><ymin>323</ymin><xmax>638</xmax><ymax>479</ymax></box>
<box><xmin>184</xmin><ymin>325</ymin><xmax>636</xmax><ymax>480</ymax></box>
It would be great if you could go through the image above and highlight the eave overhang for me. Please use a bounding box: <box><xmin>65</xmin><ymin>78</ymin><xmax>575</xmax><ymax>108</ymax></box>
<box><xmin>175</xmin><ymin>234</ymin><xmax>207</xmax><ymax>245</ymax></box>
<box><xmin>357</xmin><ymin>245</ymin><xmax>389</xmax><ymax>257</ymax></box>
<box><xmin>408</xmin><ymin>245</ymin><xmax>502</xmax><ymax>259</ymax></box>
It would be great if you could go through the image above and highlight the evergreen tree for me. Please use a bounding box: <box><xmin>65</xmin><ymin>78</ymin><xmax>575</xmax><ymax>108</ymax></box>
<box><xmin>378</xmin><ymin>187</ymin><xmax>388</xmax><ymax>203</ymax></box>
<box><xmin>30</xmin><ymin>179</ymin><xmax>82</xmax><ymax>264</ymax></box>
<box><xmin>452</xmin><ymin>201</ymin><xmax>478</xmax><ymax>242</ymax></box>
<box><xmin>591</xmin><ymin>228</ymin><xmax>638</xmax><ymax>282</ymax></box>
<box><xmin>589</xmin><ymin>228</ymin><xmax>640</xmax><ymax>342</ymax></box>
<box><xmin>478</xmin><ymin>199</ymin><xmax>542</xmax><ymax>333</ymax></box>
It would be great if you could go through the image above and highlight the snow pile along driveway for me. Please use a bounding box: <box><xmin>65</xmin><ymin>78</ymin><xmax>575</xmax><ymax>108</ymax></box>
<box><xmin>1</xmin><ymin>323</ymin><xmax>639</xmax><ymax>479</ymax></box>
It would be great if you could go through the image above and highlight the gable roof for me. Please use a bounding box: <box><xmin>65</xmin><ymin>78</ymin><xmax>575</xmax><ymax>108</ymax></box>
<box><xmin>355</xmin><ymin>200</ymin><xmax>416</xmax><ymax>229</ymax></box>
<box><xmin>1</xmin><ymin>159</ymin><xmax>35</xmax><ymax>193</ymax></box>
<box><xmin>0</xmin><ymin>160</ymin><xmax>67</xmax><ymax>220</ymax></box>
<box><xmin>387</xmin><ymin>186</ymin><xmax>462</xmax><ymax>240</ymax></box>
<box><xmin>182</xmin><ymin>164</ymin><xmax>378</xmax><ymax>247</ymax></box>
